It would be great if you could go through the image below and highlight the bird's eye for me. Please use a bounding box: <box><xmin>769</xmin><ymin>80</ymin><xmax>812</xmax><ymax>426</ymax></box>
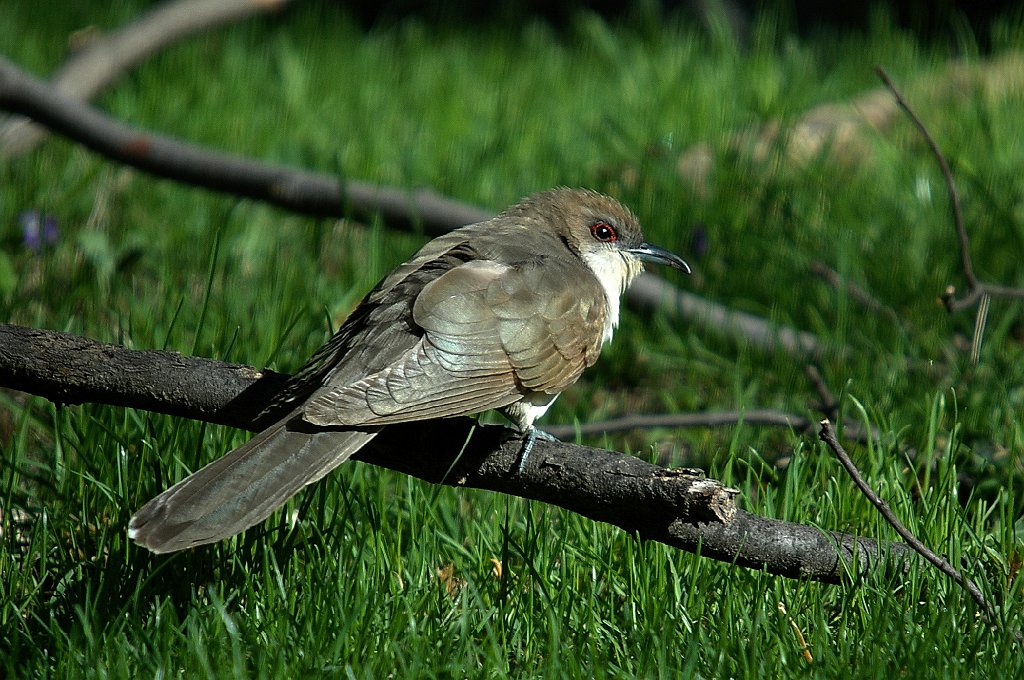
<box><xmin>590</xmin><ymin>222</ymin><xmax>618</xmax><ymax>243</ymax></box>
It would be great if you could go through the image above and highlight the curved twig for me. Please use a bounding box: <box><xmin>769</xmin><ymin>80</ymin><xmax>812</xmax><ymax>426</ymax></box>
<box><xmin>875</xmin><ymin>66</ymin><xmax>1024</xmax><ymax>315</ymax></box>
<box><xmin>819</xmin><ymin>419</ymin><xmax>1016</xmax><ymax>640</ymax></box>
<box><xmin>873</xmin><ymin>68</ymin><xmax>972</xmax><ymax>288</ymax></box>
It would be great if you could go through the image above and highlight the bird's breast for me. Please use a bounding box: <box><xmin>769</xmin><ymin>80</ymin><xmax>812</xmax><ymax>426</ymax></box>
<box><xmin>579</xmin><ymin>251</ymin><xmax>639</xmax><ymax>343</ymax></box>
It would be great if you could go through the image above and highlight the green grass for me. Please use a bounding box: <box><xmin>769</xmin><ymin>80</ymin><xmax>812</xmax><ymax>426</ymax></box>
<box><xmin>2</xmin><ymin>1</ymin><xmax>1024</xmax><ymax>676</ymax></box>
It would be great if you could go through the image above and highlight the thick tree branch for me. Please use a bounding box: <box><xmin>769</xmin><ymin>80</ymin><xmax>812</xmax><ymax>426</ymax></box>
<box><xmin>0</xmin><ymin>54</ymin><xmax>489</xmax><ymax>232</ymax></box>
<box><xmin>0</xmin><ymin>55</ymin><xmax>825</xmax><ymax>359</ymax></box>
<box><xmin>0</xmin><ymin>323</ymin><xmax>290</xmax><ymax>431</ymax></box>
<box><xmin>0</xmin><ymin>323</ymin><xmax>912</xmax><ymax>583</ymax></box>
<box><xmin>0</xmin><ymin>0</ymin><xmax>295</xmax><ymax>156</ymax></box>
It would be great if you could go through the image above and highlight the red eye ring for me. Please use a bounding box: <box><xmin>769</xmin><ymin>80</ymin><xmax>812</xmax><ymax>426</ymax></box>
<box><xmin>590</xmin><ymin>222</ymin><xmax>617</xmax><ymax>243</ymax></box>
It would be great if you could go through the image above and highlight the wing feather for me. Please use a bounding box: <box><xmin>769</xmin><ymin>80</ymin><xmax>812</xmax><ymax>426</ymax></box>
<box><xmin>302</xmin><ymin>248</ymin><xmax>609</xmax><ymax>428</ymax></box>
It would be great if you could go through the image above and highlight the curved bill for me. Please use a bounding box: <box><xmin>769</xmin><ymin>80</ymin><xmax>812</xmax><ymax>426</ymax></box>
<box><xmin>628</xmin><ymin>242</ymin><xmax>691</xmax><ymax>274</ymax></box>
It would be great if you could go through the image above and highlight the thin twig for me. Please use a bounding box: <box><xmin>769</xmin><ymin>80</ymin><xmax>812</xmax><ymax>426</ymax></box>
<box><xmin>944</xmin><ymin>282</ymin><xmax>1024</xmax><ymax>314</ymax></box>
<box><xmin>818</xmin><ymin>419</ymin><xmax>1002</xmax><ymax>629</ymax></box>
<box><xmin>802</xmin><ymin>367</ymin><xmax>883</xmax><ymax>446</ymax></box>
<box><xmin>545</xmin><ymin>409</ymin><xmax>814</xmax><ymax>439</ymax></box>
<box><xmin>876</xmin><ymin>66</ymin><xmax>1024</xmax><ymax>315</ymax></box>
<box><xmin>545</xmin><ymin>404</ymin><xmax>876</xmax><ymax>445</ymax></box>
<box><xmin>875</xmin><ymin>67</ymin><xmax>973</xmax><ymax>287</ymax></box>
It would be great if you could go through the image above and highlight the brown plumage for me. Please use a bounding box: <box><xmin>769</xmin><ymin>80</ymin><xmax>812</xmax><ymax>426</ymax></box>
<box><xmin>128</xmin><ymin>188</ymin><xmax>689</xmax><ymax>553</ymax></box>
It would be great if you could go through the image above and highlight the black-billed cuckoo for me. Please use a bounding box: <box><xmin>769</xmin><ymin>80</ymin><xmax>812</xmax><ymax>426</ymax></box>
<box><xmin>129</xmin><ymin>188</ymin><xmax>690</xmax><ymax>553</ymax></box>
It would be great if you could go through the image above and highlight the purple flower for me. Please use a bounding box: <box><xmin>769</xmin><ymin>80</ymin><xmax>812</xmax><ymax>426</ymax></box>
<box><xmin>20</xmin><ymin>211</ymin><xmax>59</xmax><ymax>253</ymax></box>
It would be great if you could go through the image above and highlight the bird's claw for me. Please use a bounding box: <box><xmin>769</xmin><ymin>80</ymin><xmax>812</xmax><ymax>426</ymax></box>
<box><xmin>514</xmin><ymin>426</ymin><xmax>559</xmax><ymax>474</ymax></box>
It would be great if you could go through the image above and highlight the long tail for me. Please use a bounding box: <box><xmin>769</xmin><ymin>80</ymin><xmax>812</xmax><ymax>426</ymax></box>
<box><xmin>128</xmin><ymin>414</ymin><xmax>378</xmax><ymax>553</ymax></box>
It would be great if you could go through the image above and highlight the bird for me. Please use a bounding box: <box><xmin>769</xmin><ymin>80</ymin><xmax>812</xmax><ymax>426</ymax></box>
<box><xmin>128</xmin><ymin>188</ymin><xmax>690</xmax><ymax>553</ymax></box>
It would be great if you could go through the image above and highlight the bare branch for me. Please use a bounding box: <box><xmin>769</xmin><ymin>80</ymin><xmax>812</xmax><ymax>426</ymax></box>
<box><xmin>944</xmin><ymin>284</ymin><xmax>1024</xmax><ymax>314</ymax></box>
<box><xmin>0</xmin><ymin>322</ymin><xmax>914</xmax><ymax>583</ymax></box>
<box><xmin>0</xmin><ymin>323</ymin><xmax>290</xmax><ymax>431</ymax></box>
<box><xmin>0</xmin><ymin>55</ymin><xmax>828</xmax><ymax>359</ymax></box>
<box><xmin>1</xmin><ymin>0</ymin><xmax>296</xmax><ymax>156</ymax></box>
<box><xmin>0</xmin><ymin>55</ymin><xmax>490</xmax><ymax>232</ymax></box>
<box><xmin>627</xmin><ymin>273</ymin><xmax>825</xmax><ymax>358</ymax></box>
<box><xmin>540</xmin><ymin>371</ymin><xmax>876</xmax><ymax>445</ymax></box>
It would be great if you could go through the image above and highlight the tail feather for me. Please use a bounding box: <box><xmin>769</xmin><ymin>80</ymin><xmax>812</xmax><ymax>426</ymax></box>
<box><xmin>129</xmin><ymin>415</ymin><xmax>377</xmax><ymax>553</ymax></box>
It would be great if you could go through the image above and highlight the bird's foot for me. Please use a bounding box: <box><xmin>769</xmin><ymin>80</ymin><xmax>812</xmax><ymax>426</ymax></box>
<box><xmin>513</xmin><ymin>426</ymin><xmax>559</xmax><ymax>474</ymax></box>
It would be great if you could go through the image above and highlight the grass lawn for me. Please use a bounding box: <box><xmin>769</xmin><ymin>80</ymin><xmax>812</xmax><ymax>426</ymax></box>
<box><xmin>2</xmin><ymin>1</ymin><xmax>1023</xmax><ymax>676</ymax></box>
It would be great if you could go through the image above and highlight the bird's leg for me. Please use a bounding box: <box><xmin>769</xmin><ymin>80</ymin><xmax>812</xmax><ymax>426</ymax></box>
<box><xmin>514</xmin><ymin>426</ymin><xmax>560</xmax><ymax>474</ymax></box>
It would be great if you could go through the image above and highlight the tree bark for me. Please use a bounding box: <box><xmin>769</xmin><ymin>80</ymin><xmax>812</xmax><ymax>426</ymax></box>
<box><xmin>0</xmin><ymin>322</ymin><xmax>911</xmax><ymax>582</ymax></box>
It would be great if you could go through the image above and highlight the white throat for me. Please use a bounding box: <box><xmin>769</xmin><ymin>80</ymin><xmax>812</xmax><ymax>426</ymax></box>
<box><xmin>580</xmin><ymin>250</ymin><xmax>642</xmax><ymax>344</ymax></box>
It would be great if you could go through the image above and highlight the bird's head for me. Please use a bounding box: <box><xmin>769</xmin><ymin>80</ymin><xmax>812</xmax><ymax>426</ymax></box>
<box><xmin>511</xmin><ymin>188</ymin><xmax>690</xmax><ymax>295</ymax></box>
